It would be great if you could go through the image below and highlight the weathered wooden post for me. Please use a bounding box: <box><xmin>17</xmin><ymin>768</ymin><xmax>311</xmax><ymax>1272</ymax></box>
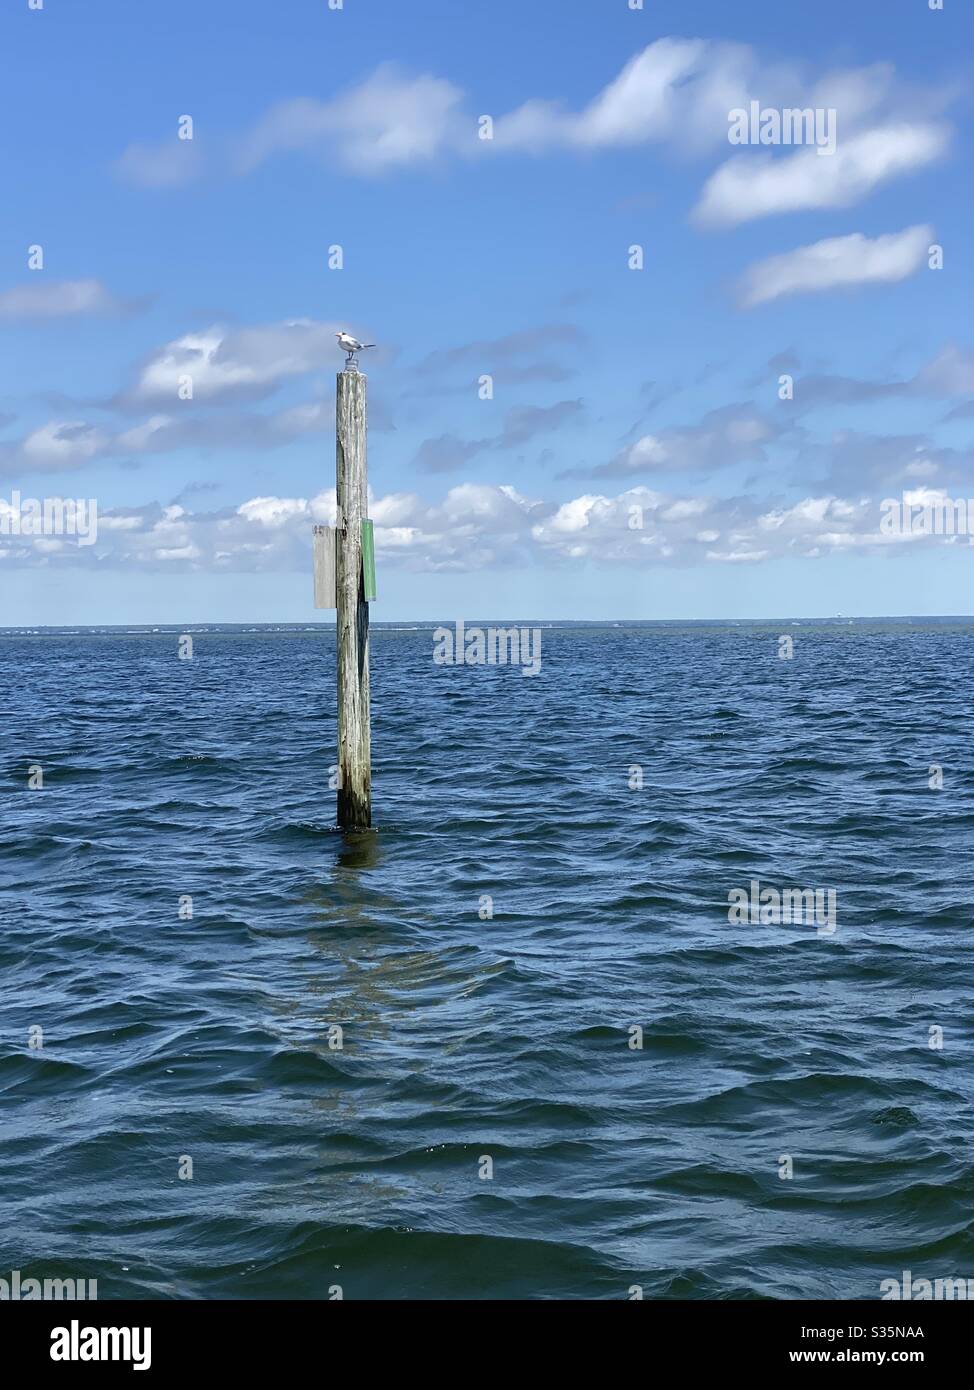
<box><xmin>335</xmin><ymin>367</ymin><xmax>371</xmax><ymax>829</ymax></box>
<box><xmin>313</xmin><ymin>355</ymin><xmax>377</xmax><ymax>828</ymax></box>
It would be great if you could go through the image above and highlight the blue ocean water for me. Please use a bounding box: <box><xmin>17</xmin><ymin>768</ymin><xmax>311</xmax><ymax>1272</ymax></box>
<box><xmin>1</xmin><ymin>620</ymin><xmax>972</xmax><ymax>1300</ymax></box>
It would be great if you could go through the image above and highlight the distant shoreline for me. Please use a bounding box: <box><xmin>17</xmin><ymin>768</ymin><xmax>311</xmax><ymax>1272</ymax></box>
<box><xmin>3</xmin><ymin>616</ymin><xmax>973</xmax><ymax>635</ymax></box>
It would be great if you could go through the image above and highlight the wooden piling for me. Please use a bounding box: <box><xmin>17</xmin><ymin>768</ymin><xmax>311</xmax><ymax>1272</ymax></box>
<box><xmin>335</xmin><ymin>368</ymin><xmax>371</xmax><ymax>829</ymax></box>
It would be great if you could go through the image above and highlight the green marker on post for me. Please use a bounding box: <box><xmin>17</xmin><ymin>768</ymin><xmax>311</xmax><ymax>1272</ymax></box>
<box><xmin>361</xmin><ymin>519</ymin><xmax>377</xmax><ymax>602</ymax></box>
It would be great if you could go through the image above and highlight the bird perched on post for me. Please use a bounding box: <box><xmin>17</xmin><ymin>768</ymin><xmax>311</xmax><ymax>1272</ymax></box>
<box><xmin>336</xmin><ymin>331</ymin><xmax>375</xmax><ymax>368</ymax></box>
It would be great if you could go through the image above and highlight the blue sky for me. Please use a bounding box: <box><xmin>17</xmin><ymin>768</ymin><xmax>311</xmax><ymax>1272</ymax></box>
<box><xmin>1</xmin><ymin>0</ymin><xmax>971</xmax><ymax>623</ymax></box>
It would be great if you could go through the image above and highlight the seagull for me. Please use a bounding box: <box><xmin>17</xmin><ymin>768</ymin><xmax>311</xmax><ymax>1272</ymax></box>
<box><xmin>336</xmin><ymin>331</ymin><xmax>376</xmax><ymax>366</ymax></box>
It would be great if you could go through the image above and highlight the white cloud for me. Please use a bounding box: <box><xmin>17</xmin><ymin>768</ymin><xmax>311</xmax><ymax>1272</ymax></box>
<box><xmin>737</xmin><ymin>225</ymin><xmax>933</xmax><ymax>308</ymax></box>
<box><xmin>492</xmin><ymin>38</ymin><xmax>718</xmax><ymax>152</ymax></box>
<box><xmin>915</xmin><ymin>345</ymin><xmax>974</xmax><ymax>397</ymax></box>
<box><xmin>124</xmin><ymin>320</ymin><xmax>343</xmax><ymax>406</ymax></box>
<box><xmin>488</xmin><ymin>41</ymin><xmax>900</xmax><ymax>159</ymax></box>
<box><xmin>695</xmin><ymin>122</ymin><xmax>949</xmax><ymax>226</ymax></box>
<box><xmin>113</xmin><ymin>40</ymin><xmax>951</xmax><ymax>193</ymax></box>
<box><xmin>19</xmin><ymin>421</ymin><xmax>109</xmax><ymax>470</ymax></box>
<box><xmin>114</xmin><ymin>138</ymin><xmax>205</xmax><ymax>188</ymax></box>
<box><xmin>2</xmin><ymin>480</ymin><xmax>967</xmax><ymax>573</ymax></box>
<box><xmin>706</xmin><ymin>548</ymin><xmax>769</xmax><ymax>563</ymax></box>
<box><xmin>781</xmin><ymin>344</ymin><xmax>974</xmax><ymax>412</ymax></box>
<box><xmin>155</xmin><ymin>545</ymin><xmax>202</xmax><ymax>561</ymax></box>
<box><xmin>237</xmin><ymin>496</ymin><xmax>310</xmax><ymax>528</ymax></box>
<box><xmin>569</xmin><ymin>404</ymin><xmax>783</xmax><ymax>477</ymax></box>
<box><xmin>0</xmin><ymin>279</ymin><xmax>141</xmax><ymax>320</ymax></box>
<box><xmin>114</xmin><ymin>416</ymin><xmax>173</xmax><ymax>451</ymax></box>
<box><xmin>237</xmin><ymin>64</ymin><xmax>465</xmax><ymax>175</ymax></box>
<box><xmin>0</xmin><ymin>394</ymin><xmax>339</xmax><ymax>476</ymax></box>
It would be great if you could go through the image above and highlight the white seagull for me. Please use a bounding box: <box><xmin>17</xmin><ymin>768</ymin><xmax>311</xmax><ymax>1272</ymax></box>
<box><xmin>336</xmin><ymin>331</ymin><xmax>376</xmax><ymax>365</ymax></box>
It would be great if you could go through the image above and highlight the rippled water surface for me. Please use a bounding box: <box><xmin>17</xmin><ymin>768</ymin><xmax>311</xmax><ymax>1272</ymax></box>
<box><xmin>2</xmin><ymin>620</ymin><xmax>972</xmax><ymax>1299</ymax></box>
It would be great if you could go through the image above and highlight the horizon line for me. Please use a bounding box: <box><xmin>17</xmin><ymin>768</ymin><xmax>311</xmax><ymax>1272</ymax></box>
<box><xmin>3</xmin><ymin>613</ymin><xmax>974</xmax><ymax>633</ymax></box>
